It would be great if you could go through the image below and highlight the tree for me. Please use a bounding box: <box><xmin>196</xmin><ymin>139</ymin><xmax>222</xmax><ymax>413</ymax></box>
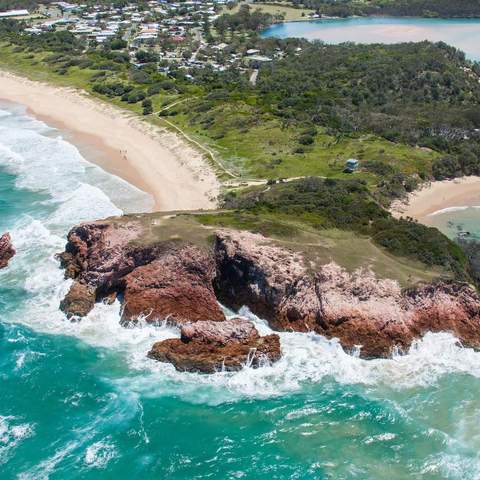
<box><xmin>109</xmin><ymin>38</ymin><xmax>127</xmax><ymax>50</ymax></box>
<box><xmin>135</xmin><ymin>50</ymin><xmax>158</xmax><ymax>63</ymax></box>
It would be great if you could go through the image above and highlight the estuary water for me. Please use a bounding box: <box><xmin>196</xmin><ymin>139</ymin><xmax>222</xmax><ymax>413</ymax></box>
<box><xmin>261</xmin><ymin>17</ymin><xmax>480</xmax><ymax>61</ymax></box>
<box><xmin>2</xmin><ymin>104</ymin><xmax>480</xmax><ymax>479</ymax></box>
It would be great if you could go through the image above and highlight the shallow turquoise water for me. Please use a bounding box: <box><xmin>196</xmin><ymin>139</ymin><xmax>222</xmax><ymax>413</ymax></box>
<box><xmin>262</xmin><ymin>17</ymin><xmax>480</xmax><ymax>61</ymax></box>
<box><xmin>426</xmin><ymin>206</ymin><xmax>480</xmax><ymax>241</ymax></box>
<box><xmin>2</xmin><ymin>105</ymin><xmax>480</xmax><ymax>479</ymax></box>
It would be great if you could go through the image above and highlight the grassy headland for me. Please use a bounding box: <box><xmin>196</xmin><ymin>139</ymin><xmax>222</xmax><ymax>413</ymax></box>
<box><xmin>2</xmin><ymin>22</ymin><xmax>480</xmax><ymax>204</ymax></box>
<box><xmin>1</xmin><ymin>16</ymin><xmax>480</xmax><ymax>284</ymax></box>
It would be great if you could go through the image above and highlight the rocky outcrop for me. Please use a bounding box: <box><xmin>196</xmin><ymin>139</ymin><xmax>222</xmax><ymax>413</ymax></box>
<box><xmin>121</xmin><ymin>245</ymin><xmax>225</xmax><ymax>324</ymax></box>
<box><xmin>57</xmin><ymin>221</ymin><xmax>163</xmax><ymax>292</ymax></box>
<box><xmin>148</xmin><ymin>318</ymin><xmax>281</xmax><ymax>373</ymax></box>
<box><xmin>58</xmin><ymin>220</ymin><xmax>225</xmax><ymax>324</ymax></box>
<box><xmin>0</xmin><ymin>233</ymin><xmax>15</xmax><ymax>269</ymax></box>
<box><xmin>60</xmin><ymin>281</ymin><xmax>96</xmax><ymax>319</ymax></box>
<box><xmin>214</xmin><ymin>230</ymin><xmax>480</xmax><ymax>358</ymax></box>
<box><xmin>58</xmin><ymin>216</ymin><xmax>480</xmax><ymax>364</ymax></box>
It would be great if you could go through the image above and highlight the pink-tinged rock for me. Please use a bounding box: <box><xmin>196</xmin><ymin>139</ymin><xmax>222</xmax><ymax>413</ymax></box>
<box><xmin>121</xmin><ymin>245</ymin><xmax>225</xmax><ymax>324</ymax></box>
<box><xmin>148</xmin><ymin>318</ymin><xmax>281</xmax><ymax>373</ymax></box>
<box><xmin>57</xmin><ymin>220</ymin><xmax>161</xmax><ymax>292</ymax></box>
<box><xmin>60</xmin><ymin>281</ymin><xmax>96</xmax><ymax>319</ymax></box>
<box><xmin>181</xmin><ymin>317</ymin><xmax>258</xmax><ymax>345</ymax></box>
<box><xmin>214</xmin><ymin>230</ymin><xmax>480</xmax><ymax>358</ymax></box>
<box><xmin>58</xmin><ymin>220</ymin><xmax>224</xmax><ymax>324</ymax></box>
<box><xmin>0</xmin><ymin>233</ymin><xmax>15</xmax><ymax>269</ymax></box>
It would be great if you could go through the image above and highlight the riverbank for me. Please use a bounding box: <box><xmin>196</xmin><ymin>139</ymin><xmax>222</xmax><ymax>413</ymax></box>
<box><xmin>0</xmin><ymin>71</ymin><xmax>219</xmax><ymax>212</ymax></box>
<box><xmin>261</xmin><ymin>16</ymin><xmax>480</xmax><ymax>61</ymax></box>
<box><xmin>391</xmin><ymin>176</ymin><xmax>480</xmax><ymax>223</ymax></box>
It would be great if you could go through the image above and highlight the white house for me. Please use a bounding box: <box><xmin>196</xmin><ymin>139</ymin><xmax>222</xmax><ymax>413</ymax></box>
<box><xmin>0</xmin><ymin>9</ymin><xmax>29</xmax><ymax>18</ymax></box>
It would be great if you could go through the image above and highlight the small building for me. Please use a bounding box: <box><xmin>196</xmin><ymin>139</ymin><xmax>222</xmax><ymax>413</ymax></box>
<box><xmin>0</xmin><ymin>9</ymin><xmax>29</xmax><ymax>18</ymax></box>
<box><xmin>345</xmin><ymin>158</ymin><xmax>359</xmax><ymax>173</ymax></box>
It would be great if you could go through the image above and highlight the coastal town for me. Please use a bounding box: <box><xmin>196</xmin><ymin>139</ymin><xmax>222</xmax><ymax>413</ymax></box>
<box><xmin>0</xmin><ymin>0</ymin><xmax>286</xmax><ymax>78</ymax></box>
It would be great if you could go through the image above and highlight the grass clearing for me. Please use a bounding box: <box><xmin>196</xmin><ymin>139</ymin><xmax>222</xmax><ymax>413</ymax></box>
<box><xmin>171</xmin><ymin>99</ymin><xmax>440</xmax><ymax>183</ymax></box>
<box><xmin>222</xmin><ymin>1</ymin><xmax>314</xmax><ymax>21</ymax></box>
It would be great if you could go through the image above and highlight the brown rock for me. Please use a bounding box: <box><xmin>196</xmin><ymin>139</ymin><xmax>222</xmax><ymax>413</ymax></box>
<box><xmin>148</xmin><ymin>318</ymin><xmax>281</xmax><ymax>373</ymax></box>
<box><xmin>181</xmin><ymin>317</ymin><xmax>258</xmax><ymax>345</ymax></box>
<box><xmin>102</xmin><ymin>291</ymin><xmax>117</xmax><ymax>305</ymax></box>
<box><xmin>214</xmin><ymin>230</ymin><xmax>480</xmax><ymax>358</ymax></box>
<box><xmin>60</xmin><ymin>281</ymin><xmax>96</xmax><ymax>319</ymax></box>
<box><xmin>121</xmin><ymin>245</ymin><xmax>225</xmax><ymax>324</ymax></box>
<box><xmin>0</xmin><ymin>233</ymin><xmax>15</xmax><ymax>269</ymax></box>
<box><xmin>58</xmin><ymin>220</ymin><xmax>224</xmax><ymax>324</ymax></box>
<box><xmin>58</xmin><ymin>221</ymin><xmax>162</xmax><ymax>292</ymax></box>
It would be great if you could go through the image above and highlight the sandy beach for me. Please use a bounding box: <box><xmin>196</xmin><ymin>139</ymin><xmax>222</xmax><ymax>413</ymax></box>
<box><xmin>391</xmin><ymin>176</ymin><xmax>480</xmax><ymax>223</ymax></box>
<box><xmin>0</xmin><ymin>71</ymin><xmax>219</xmax><ymax>212</ymax></box>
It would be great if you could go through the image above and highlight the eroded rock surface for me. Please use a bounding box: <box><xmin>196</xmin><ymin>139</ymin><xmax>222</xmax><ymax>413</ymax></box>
<box><xmin>58</xmin><ymin>220</ymin><xmax>224</xmax><ymax>324</ymax></box>
<box><xmin>0</xmin><ymin>233</ymin><xmax>15</xmax><ymax>269</ymax></box>
<box><xmin>58</xmin><ymin>218</ymin><xmax>480</xmax><ymax>363</ymax></box>
<box><xmin>60</xmin><ymin>281</ymin><xmax>96</xmax><ymax>319</ymax></box>
<box><xmin>57</xmin><ymin>221</ymin><xmax>163</xmax><ymax>292</ymax></box>
<box><xmin>214</xmin><ymin>230</ymin><xmax>480</xmax><ymax>357</ymax></box>
<box><xmin>148</xmin><ymin>318</ymin><xmax>281</xmax><ymax>373</ymax></box>
<box><xmin>121</xmin><ymin>245</ymin><xmax>224</xmax><ymax>324</ymax></box>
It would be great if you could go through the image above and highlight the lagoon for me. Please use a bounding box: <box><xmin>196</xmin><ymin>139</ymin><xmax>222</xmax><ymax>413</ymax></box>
<box><xmin>262</xmin><ymin>17</ymin><xmax>480</xmax><ymax>61</ymax></box>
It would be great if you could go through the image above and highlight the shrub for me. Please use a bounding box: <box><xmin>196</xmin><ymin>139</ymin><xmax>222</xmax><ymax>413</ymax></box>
<box><xmin>298</xmin><ymin>134</ymin><xmax>314</xmax><ymax>145</ymax></box>
<box><xmin>142</xmin><ymin>98</ymin><xmax>153</xmax><ymax>115</ymax></box>
<box><xmin>432</xmin><ymin>156</ymin><xmax>461</xmax><ymax>180</ymax></box>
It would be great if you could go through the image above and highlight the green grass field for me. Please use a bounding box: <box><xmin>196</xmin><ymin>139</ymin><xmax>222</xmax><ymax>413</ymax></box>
<box><xmin>0</xmin><ymin>42</ymin><xmax>441</xmax><ymax>191</ymax></box>
<box><xmin>222</xmin><ymin>1</ymin><xmax>314</xmax><ymax>21</ymax></box>
<box><xmin>171</xmin><ymin>99</ymin><xmax>440</xmax><ymax>184</ymax></box>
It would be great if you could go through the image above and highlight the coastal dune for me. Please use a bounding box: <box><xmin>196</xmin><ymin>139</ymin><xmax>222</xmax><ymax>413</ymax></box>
<box><xmin>0</xmin><ymin>71</ymin><xmax>219</xmax><ymax>212</ymax></box>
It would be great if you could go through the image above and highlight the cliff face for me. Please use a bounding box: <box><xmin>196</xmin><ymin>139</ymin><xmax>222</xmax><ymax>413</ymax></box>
<box><xmin>0</xmin><ymin>233</ymin><xmax>15</xmax><ymax>269</ymax></box>
<box><xmin>214</xmin><ymin>230</ymin><xmax>480</xmax><ymax>358</ymax></box>
<box><xmin>57</xmin><ymin>219</ymin><xmax>225</xmax><ymax>325</ymax></box>
<box><xmin>120</xmin><ymin>245</ymin><xmax>225</xmax><ymax>324</ymax></box>
<box><xmin>57</xmin><ymin>217</ymin><xmax>480</xmax><ymax>368</ymax></box>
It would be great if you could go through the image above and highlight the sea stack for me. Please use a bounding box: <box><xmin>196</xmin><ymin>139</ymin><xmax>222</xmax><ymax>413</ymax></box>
<box><xmin>148</xmin><ymin>318</ymin><xmax>281</xmax><ymax>373</ymax></box>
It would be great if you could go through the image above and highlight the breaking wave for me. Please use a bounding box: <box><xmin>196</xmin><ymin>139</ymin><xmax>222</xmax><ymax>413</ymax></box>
<box><xmin>2</xmin><ymin>97</ymin><xmax>480</xmax><ymax>480</ymax></box>
<box><xmin>1</xmin><ymin>102</ymin><xmax>480</xmax><ymax>406</ymax></box>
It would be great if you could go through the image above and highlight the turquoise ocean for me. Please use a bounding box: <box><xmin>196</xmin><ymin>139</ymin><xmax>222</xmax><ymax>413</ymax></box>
<box><xmin>2</xmin><ymin>97</ymin><xmax>480</xmax><ymax>478</ymax></box>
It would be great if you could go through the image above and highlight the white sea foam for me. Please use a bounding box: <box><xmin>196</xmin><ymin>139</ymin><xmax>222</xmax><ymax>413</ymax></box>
<box><xmin>18</xmin><ymin>441</ymin><xmax>79</xmax><ymax>480</ymax></box>
<box><xmin>421</xmin><ymin>453</ymin><xmax>480</xmax><ymax>479</ymax></box>
<box><xmin>0</xmin><ymin>105</ymin><xmax>152</xmax><ymax>214</ymax></box>
<box><xmin>428</xmin><ymin>206</ymin><xmax>470</xmax><ymax>216</ymax></box>
<box><xmin>0</xmin><ymin>416</ymin><xmax>35</xmax><ymax>465</ymax></box>
<box><xmin>2</xmin><ymin>104</ymin><xmax>480</xmax><ymax>409</ymax></box>
<box><xmin>84</xmin><ymin>439</ymin><xmax>117</xmax><ymax>468</ymax></box>
<box><xmin>110</xmin><ymin>307</ymin><xmax>480</xmax><ymax>405</ymax></box>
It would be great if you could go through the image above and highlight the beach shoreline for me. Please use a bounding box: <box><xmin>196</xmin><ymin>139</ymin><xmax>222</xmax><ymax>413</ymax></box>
<box><xmin>0</xmin><ymin>71</ymin><xmax>219</xmax><ymax>212</ymax></box>
<box><xmin>390</xmin><ymin>175</ymin><xmax>480</xmax><ymax>224</ymax></box>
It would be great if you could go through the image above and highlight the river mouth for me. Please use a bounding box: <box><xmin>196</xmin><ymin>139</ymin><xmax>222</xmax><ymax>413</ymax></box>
<box><xmin>261</xmin><ymin>16</ymin><xmax>480</xmax><ymax>61</ymax></box>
